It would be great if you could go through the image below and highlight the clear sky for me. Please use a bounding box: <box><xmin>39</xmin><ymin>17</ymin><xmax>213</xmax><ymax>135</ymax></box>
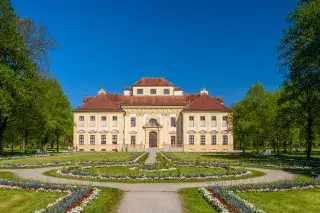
<box><xmin>11</xmin><ymin>0</ymin><xmax>297</xmax><ymax>108</ymax></box>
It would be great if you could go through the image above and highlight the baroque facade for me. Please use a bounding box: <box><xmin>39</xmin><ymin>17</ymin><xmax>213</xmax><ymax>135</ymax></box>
<box><xmin>73</xmin><ymin>77</ymin><xmax>233</xmax><ymax>152</ymax></box>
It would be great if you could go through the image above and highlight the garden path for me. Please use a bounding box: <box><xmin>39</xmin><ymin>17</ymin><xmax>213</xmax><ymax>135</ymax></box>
<box><xmin>0</xmin><ymin>167</ymin><xmax>295</xmax><ymax>213</ymax></box>
<box><xmin>145</xmin><ymin>148</ymin><xmax>158</xmax><ymax>164</ymax></box>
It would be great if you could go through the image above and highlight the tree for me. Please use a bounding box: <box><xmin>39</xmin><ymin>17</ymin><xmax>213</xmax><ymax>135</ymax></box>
<box><xmin>18</xmin><ymin>18</ymin><xmax>57</xmax><ymax>76</ymax></box>
<box><xmin>279</xmin><ymin>0</ymin><xmax>320</xmax><ymax>158</ymax></box>
<box><xmin>0</xmin><ymin>0</ymin><xmax>36</xmax><ymax>154</ymax></box>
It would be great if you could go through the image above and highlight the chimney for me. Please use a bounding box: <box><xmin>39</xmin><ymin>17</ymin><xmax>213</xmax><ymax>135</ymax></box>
<box><xmin>98</xmin><ymin>88</ymin><xmax>106</xmax><ymax>95</ymax></box>
<box><xmin>200</xmin><ymin>88</ymin><xmax>208</xmax><ymax>95</ymax></box>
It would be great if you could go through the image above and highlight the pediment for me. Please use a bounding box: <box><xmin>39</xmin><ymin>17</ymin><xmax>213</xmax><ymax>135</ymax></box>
<box><xmin>99</xmin><ymin>130</ymin><xmax>108</xmax><ymax>133</ymax></box>
<box><xmin>77</xmin><ymin>130</ymin><xmax>85</xmax><ymax>133</ymax></box>
<box><xmin>198</xmin><ymin>130</ymin><xmax>207</xmax><ymax>134</ymax></box>
<box><xmin>169</xmin><ymin>130</ymin><xmax>176</xmax><ymax>134</ymax></box>
<box><xmin>111</xmin><ymin>129</ymin><xmax>119</xmax><ymax>133</ymax></box>
<box><xmin>187</xmin><ymin>130</ymin><xmax>196</xmax><ymax>134</ymax></box>
<box><xmin>209</xmin><ymin>130</ymin><xmax>219</xmax><ymax>134</ymax></box>
<box><xmin>129</xmin><ymin>130</ymin><xmax>137</xmax><ymax>134</ymax></box>
<box><xmin>88</xmin><ymin>129</ymin><xmax>97</xmax><ymax>133</ymax></box>
<box><xmin>221</xmin><ymin>130</ymin><xmax>228</xmax><ymax>134</ymax></box>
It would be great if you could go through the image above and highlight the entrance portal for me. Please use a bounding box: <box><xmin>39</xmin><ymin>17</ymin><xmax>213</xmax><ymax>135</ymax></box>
<box><xmin>149</xmin><ymin>132</ymin><xmax>157</xmax><ymax>147</ymax></box>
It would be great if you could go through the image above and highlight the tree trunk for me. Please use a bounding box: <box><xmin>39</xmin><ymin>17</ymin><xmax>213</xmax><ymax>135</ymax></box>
<box><xmin>306</xmin><ymin>122</ymin><xmax>313</xmax><ymax>159</ymax></box>
<box><xmin>56</xmin><ymin>133</ymin><xmax>59</xmax><ymax>153</ymax></box>
<box><xmin>283</xmin><ymin>139</ymin><xmax>287</xmax><ymax>153</ymax></box>
<box><xmin>11</xmin><ymin>144</ymin><xmax>13</xmax><ymax>154</ymax></box>
<box><xmin>23</xmin><ymin>131</ymin><xmax>28</xmax><ymax>153</ymax></box>
<box><xmin>0</xmin><ymin>117</ymin><xmax>8</xmax><ymax>155</ymax></box>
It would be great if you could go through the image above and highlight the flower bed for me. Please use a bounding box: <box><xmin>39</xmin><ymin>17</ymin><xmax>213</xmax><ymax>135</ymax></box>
<box><xmin>0</xmin><ymin>152</ymin><xmax>143</xmax><ymax>168</ymax></box>
<box><xmin>0</xmin><ymin>179</ymin><xmax>100</xmax><ymax>213</ymax></box>
<box><xmin>57</xmin><ymin>168</ymin><xmax>251</xmax><ymax>181</ymax></box>
<box><xmin>161</xmin><ymin>152</ymin><xmax>312</xmax><ymax>169</ymax></box>
<box><xmin>198</xmin><ymin>180</ymin><xmax>320</xmax><ymax>213</ymax></box>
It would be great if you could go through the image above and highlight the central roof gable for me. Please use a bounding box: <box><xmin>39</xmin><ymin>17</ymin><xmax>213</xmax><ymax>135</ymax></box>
<box><xmin>133</xmin><ymin>77</ymin><xmax>174</xmax><ymax>87</ymax></box>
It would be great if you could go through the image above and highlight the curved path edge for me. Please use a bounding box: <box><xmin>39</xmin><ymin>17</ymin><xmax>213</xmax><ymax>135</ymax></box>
<box><xmin>0</xmin><ymin>167</ymin><xmax>295</xmax><ymax>192</ymax></box>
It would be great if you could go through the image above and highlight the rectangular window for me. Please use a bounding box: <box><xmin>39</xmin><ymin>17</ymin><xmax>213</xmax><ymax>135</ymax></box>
<box><xmin>131</xmin><ymin>117</ymin><xmax>136</xmax><ymax>127</ymax></box>
<box><xmin>101</xmin><ymin>149</ymin><xmax>106</xmax><ymax>151</ymax></box>
<box><xmin>171</xmin><ymin>117</ymin><xmax>176</xmax><ymax>127</ymax></box>
<box><xmin>189</xmin><ymin>135</ymin><xmax>194</xmax><ymax>145</ymax></box>
<box><xmin>171</xmin><ymin>136</ymin><xmax>176</xmax><ymax>145</ymax></box>
<box><xmin>223</xmin><ymin>135</ymin><xmax>228</xmax><ymax>145</ymax></box>
<box><xmin>150</xmin><ymin>89</ymin><xmax>156</xmax><ymax>95</ymax></box>
<box><xmin>78</xmin><ymin>116</ymin><xmax>84</xmax><ymax>127</ymax></box>
<box><xmin>211</xmin><ymin>116</ymin><xmax>217</xmax><ymax>127</ymax></box>
<box><xmin>222</xmin><ymin>116</ymin><xmax>228</xmax><ymax>127</ymax></box>
<box><xmin>79</xmin><ymin>149</ymin><xmax>84</xmax><ymax>152</ymax></box>
<box><xmin>163</xmin><ymin>89</ymin><xmax>170</xmax><ymax>94</ymax></box>
<box><xmin>101</xmin><ymin>135</ymin><xmax>106</xmax><ymax>145</ymax></box>
<box><xmin>101</xmin><ymin>116</ymin><xmax>107</xmax><ymax>127</ymax></box>
<box><xmin>112</xmin><ymin>135</ymin><xmax>117</xmax><ymax>145</ymax></box>
<box><xmin>211</xmin><ymin>135</ymin><xmax>217</xmax><ymax>145</ymax></box>
<box><xmin>200</xmin><ymin>116</ymin><xmax>205</xmax><ymax>127</ymax></box>
<box><xmin>131</xmin><ymin>136</ymin><xmax>136</xmax><ymax>145</ymax></box>
<box><xmin>112</xmin><ymin>116</ymin><xmax>118</xmax><ymax>127</ymax></box>
<box><xmin>90</xmin><ymin>135</ymin><xmax>95</xmax><ymax>145</ymax></box>
<box><xmin>200</xmin><ymin>135</ymin><xmax>206</xmax><ymax>145</ymax></box>
<box><xmin>79</xmin><ymin>135</ymin><xmax>84</xmax><ymax>145</ymax></box>
<box><xmin>90</xmin><ymin>149</ymin><xmax>95</xmax><ymax>152</ymax></box>
<box><xmin>137</xmin><ymin>89</ymin><xmax>143</xmax><ymax>94</ymax></box>
<box><xmin>90</xmin><ymin>116</ymin><xmax>95</xmax><ymax>127</ymax></box>
<box><xmin>189</xmin><ymin>116</ymin><xmax>194</xmax><ymax>127</ymax></box>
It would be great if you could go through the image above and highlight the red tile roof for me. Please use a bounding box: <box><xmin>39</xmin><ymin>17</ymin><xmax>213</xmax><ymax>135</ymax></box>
<box><xmin>185</xmin><ymin>93</ymin><xmax>229</xmax><ymax>111</ymax></box>
<box><xmin>133</xmin><ymin>77</ymin><xmax>173</xmax><ymax>86</ymax></box>
<box><xmin>75</xmin><ymin>93</ymin><xmax>123</xmax><ymax>112</ymax></box>
<box><xmin>174</xmin><ymin>87</ymin><xmax>183</xmax><ymax>91</ymax></box>
<box><xmin>121</xmin><ymin>96</ymin><xmax>186</xmax><ymax>106</ymax></box>
<box><xmin>75</xmin><ymin>92</ymin><xmax>228</xmax><ymax>111</ymax></box>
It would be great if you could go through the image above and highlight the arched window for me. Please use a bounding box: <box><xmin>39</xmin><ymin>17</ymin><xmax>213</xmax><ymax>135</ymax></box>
<box><xmin>149</xmin><ymin>119</ymin><xmax>158</xmax><ymax>126</ymax></box>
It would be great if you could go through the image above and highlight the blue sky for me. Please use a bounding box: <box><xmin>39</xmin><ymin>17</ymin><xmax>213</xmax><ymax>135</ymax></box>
<box><xmin>12</xmin><ymin>0</ymin><xmax>297</xmax><ymax>108</ymax></box>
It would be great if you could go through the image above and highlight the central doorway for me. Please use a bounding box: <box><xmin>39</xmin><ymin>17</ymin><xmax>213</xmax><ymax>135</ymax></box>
<box><xmin>149</xmin><ymin>132</ymin><xmax>157</xmax><ymax>147</ymax></box>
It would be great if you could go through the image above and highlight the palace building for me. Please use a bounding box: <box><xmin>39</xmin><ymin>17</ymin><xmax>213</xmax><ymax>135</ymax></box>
<box><xmin>73</xmin><ymin>77</ymin><xmax>233</xmax><ymax>152</ymax></box>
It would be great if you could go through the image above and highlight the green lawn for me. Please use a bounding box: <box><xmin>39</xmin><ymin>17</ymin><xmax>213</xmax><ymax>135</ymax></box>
<box><xmin>72</xmin><ymin>166</ymin><xmax>238</xmax><ymax>177</ymax></box>
<box><xmin>46</xmin><ymin>168</ymin><xmax>263</xmax><ymax>183</ymax></box>
<box><xmin>179</xmin><ymin>188</ymin><xmax>215</xmax><ymax>213</ymax></box>
<box><xmin>0</xmin><ymin>171</ymin><xmax>23</xmax><ymax>181</ymax></box>
<box><xmin>0</xmin><ymin>189</ymin><xmax>64</xmax><ymax>213</ymax></box>
<box><xmin>239</xmin><ymin>188</ymin><xmax>320</xmax><ymax>213</ymax></box>
<box><xmin>85</xmin><ymin>187</ymin><xmax>123</xmax><ymax>213</ymax></box>
<box><xmin>0</xmin><ymin>152</ymin><xmax>141</xmax><ymax>166</ymax></box>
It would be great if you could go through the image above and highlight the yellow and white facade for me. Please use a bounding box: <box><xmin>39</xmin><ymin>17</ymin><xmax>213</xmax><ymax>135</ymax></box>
<box><xmin>73</xmin><ymin>77</ymin><xmax>233</xmax><ymax>152</ymax></box>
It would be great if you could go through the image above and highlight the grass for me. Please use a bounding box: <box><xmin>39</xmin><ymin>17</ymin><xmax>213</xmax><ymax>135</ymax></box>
<box><xmin>45</xmin><ymin>169</ymin><xmax>264</xmax><ymax>183</ymax></box>
<box><xmin>0</xmin><ymin>189</ymin><xmax>64</xmax><ymax>213</ymax></box>
<box><xmin>238</xmin><ymin>188</ymin><xmax>320</xmax><ymax>213</ymax></box>
<box><xmin>0</xmin><ymin>171</ymin><xmax>23</xmax><ymax>181</ymax></box>
<box><xmin>179</xmin><ymin>188</ymin><xmax>215</xmax><ymax>213</ymax></box>
<box><xmin>0</xmin><ymin>152</ymin><xmax>141</xmax><ymax>166</ymax></box>
<box><xmin>84</xmin><ymin>187</ymin><xmax>123</xmax><ymax>213</ymax></box>
<box><xmin>72</xmin><ymin>166</ymin><xmax>236</xmax><ymax>177</ymax></box>
<box><xmin>0</xmin><ymin>171</ymin><xmax>123</xmax><ymax>213</ymax></box>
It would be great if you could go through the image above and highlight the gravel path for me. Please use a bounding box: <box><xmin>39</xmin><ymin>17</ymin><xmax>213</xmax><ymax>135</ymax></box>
<box><xmin>0</xmin><ymin>167</ymin><xmax>295</xmax><ymax>191</ymax></box>
<box><xmin>117</xmin><ymin>192</ymin><xmax>182</xmax><ymax>213</ymax></box>
<box><xmin>145</xmin><ymin>148</ymin><xmax>158</xmax><ymax>164</ymax></box>
<box><xmin>0</xmin><ymin>167</ymin><xmax>294</xmax><ymax>213</ymax></box>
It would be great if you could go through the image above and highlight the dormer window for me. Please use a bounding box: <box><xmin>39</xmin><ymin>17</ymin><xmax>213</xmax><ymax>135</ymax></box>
<box><xmin>137</xmin><ymin>89</ymin><xmax>143</xmax><ymax>94</ymax></box>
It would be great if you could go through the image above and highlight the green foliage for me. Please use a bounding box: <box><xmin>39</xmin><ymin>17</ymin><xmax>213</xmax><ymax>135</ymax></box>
<box><xmin>279</xmin><ymin>0</ymin><xmax>320</xmax><ymax>158</ymax></box>
<box><xmin>0</xmin><ymin>0</ymin><xmax>73</xmax><ymax>154</ymax></box>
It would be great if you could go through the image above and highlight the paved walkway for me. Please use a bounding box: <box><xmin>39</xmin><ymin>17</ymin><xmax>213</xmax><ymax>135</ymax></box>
<box><xmin>0</xmin><ymin>166</ymin><xmax>295</xmax><ymax>213</ymax></box>
<box><xmin>145</xmin><ymin>148</ymin><xmax>158</xmax><ymax>164</ymax></box>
